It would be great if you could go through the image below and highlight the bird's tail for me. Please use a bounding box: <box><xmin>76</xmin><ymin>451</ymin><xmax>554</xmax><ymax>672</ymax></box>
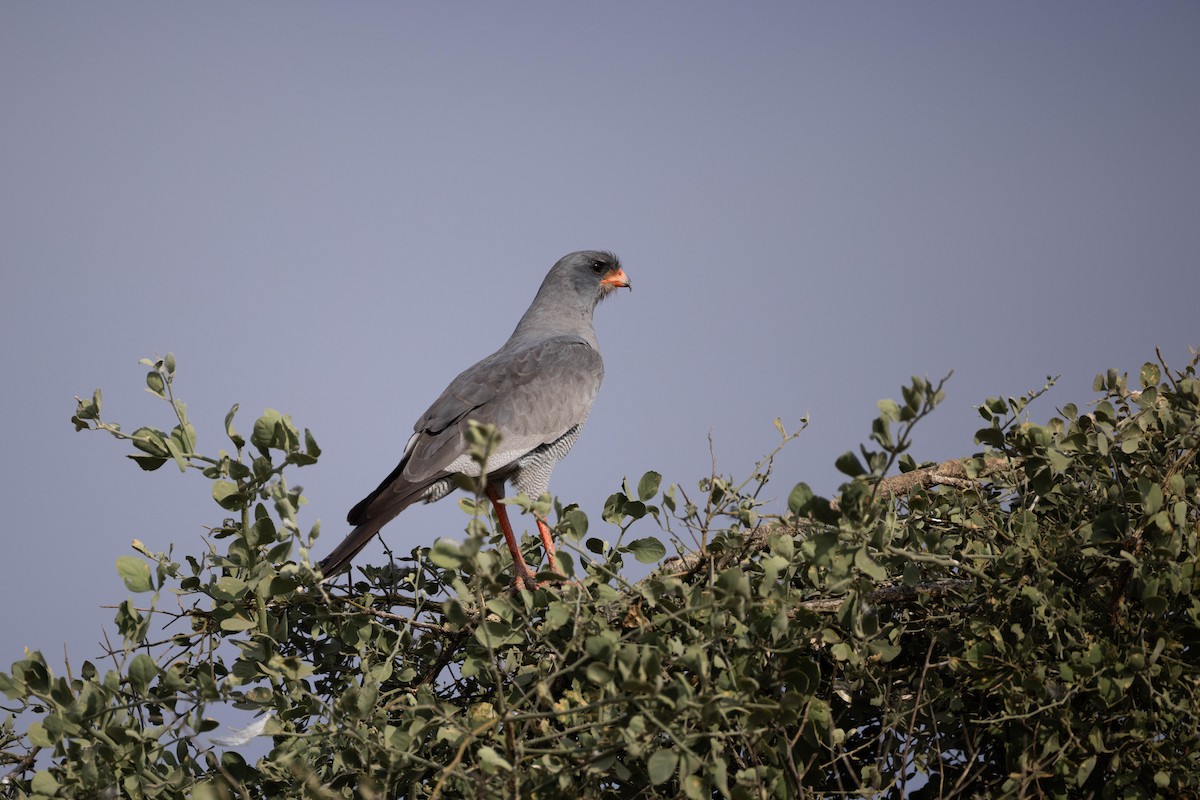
<box><xmin>317</xmin><ymin>516</ymin><xmax>389</xmax><ymax>581</ymax></box>
<box><xmin>317</xmin><ymin>470</ymin><xmax>437</xmax><ymax>581</ymax></box>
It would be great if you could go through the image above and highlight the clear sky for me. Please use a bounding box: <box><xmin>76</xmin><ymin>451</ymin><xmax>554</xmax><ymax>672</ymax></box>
<box><xmin>2</xmin><ymin>3</ymin><xmax>1197</xmax><ymax>672</ymax></box>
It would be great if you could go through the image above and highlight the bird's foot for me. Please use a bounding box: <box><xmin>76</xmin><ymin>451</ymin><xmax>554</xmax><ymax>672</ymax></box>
<box><xmin>510</xmin><ymin>565</ymin><xmax>540</xmax><ymax>592</ymax></box>
<box><xmin>510</xmin><ymin>564</ymin><xmax>576</xmax><ymax>592</ymax></box>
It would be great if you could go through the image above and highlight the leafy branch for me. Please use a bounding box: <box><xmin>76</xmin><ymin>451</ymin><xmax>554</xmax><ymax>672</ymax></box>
<box><xmin>3</xmin><ymin>350</ymin><xmax>1199</xmax><ymax>799</ymax></box>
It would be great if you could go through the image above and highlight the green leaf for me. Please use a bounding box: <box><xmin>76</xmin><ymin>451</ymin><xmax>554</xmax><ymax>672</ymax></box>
<box><xmin>868</xmin><ymin>640</ymin><xmax>902</xmax><ymax>662</ymax></box>
<box><xmin>854</xmin><ymin>547</ymin><xmax>887</xmax><ymax>581</ymax></box>
<box><xmin>788</xmin><ymin>482</ymin><xmax>814</xmax><ymax>515</ymax></box>
<box><xmin>1047</xmin><ymin>448</ymin><xmax>1072</xmax><ymax>471</ymax></box>
<box><xmin>164</xmin><ymin>435</ymin><xmax>187</xmax><ymax>472</ymax></box>
<box><xmin>220</xmin><ymin>615</ymin><xmax>258</xmax><ymax>632</ymax></box>
<box><xmin>876</xmin><ymin>398</ymin><xmax>901</xmax><ymax>420</ymax></box>
<box><xmin>145</xmin><ymin>370</ymin><xmax>166</xmax><ymax>397</ymax></box>
<box><xmin>623</xmin><ymin>537</ymin><xmax>667</xmax><ymax>564</ymax></box>
<box><xmin>475</xmin><ymin>619</ymin><xmax>522</xmax><ymax>648</ymax></box>
<box><xmin>565</xmin><ymin>508</ymin><xmax>589</xmax><ymax>537</ymax></box>
<box><xmin>304</xmin><ymin>427</ymin><xmax>321</xmax><ymax>457</ymax></box>
<box><xmin>586</xmin><ymin>662</ymin><xmax>613</xmax><ymax>685</ymax></box>
<box><xmin>131</xmin><ymin>427</ymin><xmax>169</xmax><ymax>456</ymax></box>
<box><xmin>556</xmin><ymin>550</ymin><xmax>576</xmax><ymax>578</ymax></box>
<box><xmin>835</xmin><ymin>451</ymin><xmax>866</xmax><ymax>477</ymax></box>
<box><xmin>266</xmin><ymin>575</ymin><xmax>298</xmax><ymax>598</ymax></box>
<box><xmin>602</xmin><ymin>492</ymin><xmax>628</xmax><ymax>524</ymax></box>
<box><xmin>0</xmin><ymin>672</ymin><xmax>23</xmax><ymax>700</ymax></box>
<box><xmin>116</xmin><ymin>556</ymin><xmax>153</xmax><ymax>593</ymax></box>
<box><xmin>767</xmin><ymin>534</ymin><xmax>795</xmax><ymax>564</ymax></box>
<box><xmin>647</xmin><ymin>748</ymin><xmax>679</xmax><ymax>785</ymax></box>
<box><xmin>26</xmin><ymin>721</ymin><xmax>54</xmax><ymax>747</ymax></box>
<box><xmin>1120</xmin><ymin>434</ymin><xmax>1142</xmax><ymax>454</ymax></box>
<box><xmin>127</xmin><ymin>453</ymin><xmax>168</xmax><ymax>471</ymax></box>
<box><xmin>213</xmin><ymin>576</ymin><xmax>248</xmax><ymax>599</ymax></box>
<box><xmin>759</xmin><ymin>555</ymin><xmax>789</xmax><ymax>593</ymax></box>
<box><xmin>1075</xmin><ymin>755</ymin><xmax>1097</xmax><ymax>786</ymax></box>
<box><xmin>192</xmin><ymin>782</ymin><xmax>223</xmax><ymax>800</ymax></box>
<box><xmin>30</xmin><ymin>771</ymin><xmax>60</xmax><ymax>795</ymax></box>
<box><xmin>477</xmin><ymin>746</ymin><xmax>512</xmax><ymax>774</ymax></box>
<box><xmin>127</xmin><ymin>653</ymin><xmax>158</xmax><ymax>694</ymax></box>
<box><xmin>251</xmin><ymin>408</ymin><xmax>297</xmax><ymax>452</ymax></box>
<box><xmin>1140</xmin><ymin>362</ymin><xmax>1160</xmax><ymax>389</ymax></box>
<box><xmin>72</xmin><ymin>388</ymin><xmax>102</xmax><ymax>429</ymax></box>
<box><xmin>225</xmin><ymin>404</ymin><xmax>245</xmax><ymax>449</ymax></box>
<box><xmin>637</xmin><ymin>470</ymin><xmax>662</xmax><ymax>501</ymax></box>
<box><xmin>544</xmin><ymin>602</ymin><xmax>572</xmax><ymax>631</ymax></box>
<box><xmin>252</xmin><ymin>409</ymin><xmax>280</xmax><ymax>450</ymax></box>
<box><xmin>975</xmin><ymin>426</ymin><xmax>1005</xmax><ymax>448</ymax></box>
<box><xmin>429</xmin><ymin>538</ymin><xmax>465</xmax><ymax>569</ymax></box>
<box><xmin>212</xmin><ymin>480</ymin><xmax>249</xmax><ymax>510</ymax></box>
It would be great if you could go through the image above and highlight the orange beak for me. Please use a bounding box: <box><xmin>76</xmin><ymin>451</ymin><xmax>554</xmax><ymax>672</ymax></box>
<box><xmin>601</xmin><ymin>267</ymin><xmax>631</xmax><ymax>290</ymax></box>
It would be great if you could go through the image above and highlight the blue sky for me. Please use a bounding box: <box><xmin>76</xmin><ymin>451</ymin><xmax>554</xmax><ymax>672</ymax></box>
<box><xmin>2</xmin><ymin>3</ymin><xmax>1197</xmax><ymax>672</ymax></box>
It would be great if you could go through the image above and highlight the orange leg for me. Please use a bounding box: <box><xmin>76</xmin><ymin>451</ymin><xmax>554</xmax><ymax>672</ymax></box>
<box><xmin>486</xmin><ymin>485</ymin><xmax>537</xmax><ymax>590</ymax></box>
<box><xmin>536</xmin><ymin>517</ymin><xmax>561</xmax><ymax>575</ymax></box>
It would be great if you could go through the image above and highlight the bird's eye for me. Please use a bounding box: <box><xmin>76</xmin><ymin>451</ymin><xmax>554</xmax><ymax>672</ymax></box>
<box><xmin>591</xmin><ymin>261</ymin><xmax>605</xmax><ymax>273</ymax></box>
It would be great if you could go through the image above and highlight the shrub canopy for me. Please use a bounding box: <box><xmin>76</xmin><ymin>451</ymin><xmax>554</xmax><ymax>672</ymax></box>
<box><xmin>2</xmin><ymin>353</ymin><xmax>1199</xmax><ymax>799</ymax></box>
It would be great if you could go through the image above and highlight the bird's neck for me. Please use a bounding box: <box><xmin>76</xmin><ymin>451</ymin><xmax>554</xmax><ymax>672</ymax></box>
<box><xmin>506</xmin><ymin>297</ymin><xmax>598</xmax><ymax>349</ymax></box>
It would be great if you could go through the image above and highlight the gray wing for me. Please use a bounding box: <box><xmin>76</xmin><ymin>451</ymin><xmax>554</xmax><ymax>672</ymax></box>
<box><xmin>406</xmin><ymin>335</ymin><xmax>604</xmax><ymax>481</ymax></box>
<box><xmin>322</xmin><ymin>337</ymin><xmax>603</xmax><ymax>579</ymax></box>
<box><xmin>350</xmin><ymin>336</ymin><xmax>603</xmax><ymax>522</ymax></box>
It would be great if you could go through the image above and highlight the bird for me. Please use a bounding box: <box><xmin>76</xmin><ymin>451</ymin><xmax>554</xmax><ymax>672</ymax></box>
<box><xmin>319</xmin><ymin>250</ymin><xmax>630</xmax><ymax>589</ymax></box>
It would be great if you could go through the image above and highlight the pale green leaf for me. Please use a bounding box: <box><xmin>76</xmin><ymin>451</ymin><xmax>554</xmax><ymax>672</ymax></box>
<box><xmin>116</xmin><ymin>556</ymin><xmax>153</xmax><ymax>593</ymax></box>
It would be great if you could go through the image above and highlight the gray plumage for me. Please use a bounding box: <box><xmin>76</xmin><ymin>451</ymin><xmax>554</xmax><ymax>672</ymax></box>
<box><xmin>319</xmin><ymin>250</ymin><xmax>629</xmax><ymax>579</ymax></box>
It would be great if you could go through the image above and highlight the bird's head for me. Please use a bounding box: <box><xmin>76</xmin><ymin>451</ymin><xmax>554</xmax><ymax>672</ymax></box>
<box><xmin>510</xmin><ymin>250</ymin><xmax>631</xmax><ymax>341</ymax></box>
<box><xmin>553</xmin><ymin>250</ymin><xmax>631</xmax><ymax>307</ymax></box>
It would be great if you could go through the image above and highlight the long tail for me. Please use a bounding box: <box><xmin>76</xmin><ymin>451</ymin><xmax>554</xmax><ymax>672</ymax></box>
<box><xmin>317</xmin><ymin>517</ymin><xmax>391</xmax><ymax>580</ymax></box>
<box><xmin>318</xmin><ymin>462</ymin><xmax>432</xmax><ymax>580</ymax></box>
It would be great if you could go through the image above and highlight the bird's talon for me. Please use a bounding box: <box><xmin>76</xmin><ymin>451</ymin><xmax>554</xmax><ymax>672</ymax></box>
<box><xmin>510</xmin><ymin>566</ymin><xmax>541</xmax><ymax>592</ymax></box>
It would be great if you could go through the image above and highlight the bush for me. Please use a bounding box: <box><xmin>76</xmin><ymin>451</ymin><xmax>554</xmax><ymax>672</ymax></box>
<box><xmin>2</xmin><ymin>352</ymin><xmax>1198</xmax><ymax>799</ymax></box>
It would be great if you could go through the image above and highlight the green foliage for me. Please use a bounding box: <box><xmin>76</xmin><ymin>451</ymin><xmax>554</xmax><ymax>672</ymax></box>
<box><xmin>3</xmin><ymin>352</ymin><xmax>1200</xmax><ymax>798</ymax></box>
